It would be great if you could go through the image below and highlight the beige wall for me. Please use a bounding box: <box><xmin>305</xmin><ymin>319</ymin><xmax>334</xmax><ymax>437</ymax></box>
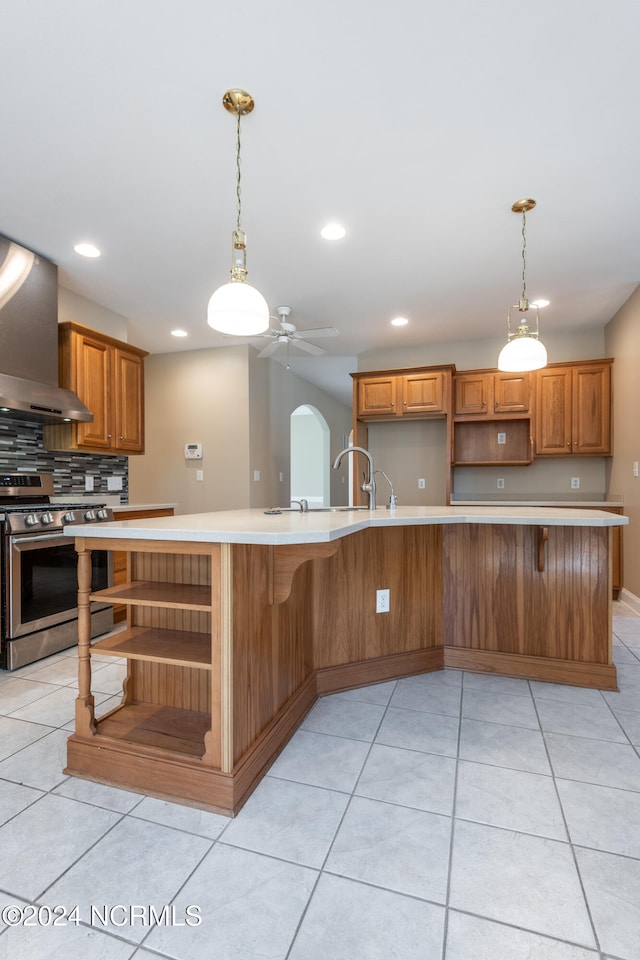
<box><xmin>358</xmin><ymin>329</ymin><xmax>607</xmax><ymax>373</ymax></box>
<box><xmin>605</xmin><ymin>287</ymin><xmax>640</xmax><ymax>600</ymax></box>
<box><xmin>129</xmin><ymin>346</ymin><xmax>352</xmax><ymax>514</ymax></box>
<box><xmin>266</xmin><ymin>356</ymin><xmax>353</xmax><ymax>507</ymax></box>
<box><xmin>128</xmin><ymin>346</ymin><xmax>251</xmax><ymax>514</ymax></box>
<box><xmin>58</xmin><ymin>287</ymin><xmax>129</xmax><ymax>341</ymax></box>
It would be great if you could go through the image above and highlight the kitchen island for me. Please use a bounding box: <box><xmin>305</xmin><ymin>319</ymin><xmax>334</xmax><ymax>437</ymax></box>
<box><xmin>65</xmin><ymin>506</ymin><xmax>627</xmax><ymax>814</ymax></box>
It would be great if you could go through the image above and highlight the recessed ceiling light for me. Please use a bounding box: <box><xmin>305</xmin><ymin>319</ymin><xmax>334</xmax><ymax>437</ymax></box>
<box><xmin>74</xmin><ymin>242</ymin><xmax>101</xmax><ymax>258</ymax></box>
<box><xmin>391</xmin><ymin>316</ymin><xmax>409</xmax><ymax>326</ymax></box>
<box><xmin>530</xmin><ymin>299</ymin><xmax>550</xmax><ymax>308</ymax></box>
<box><xmin>320</xmin><ymin>223</ymin><xmax>346</xmax><ymax>240</ymax></box>
<box><xmin>171</xmin><ymin>329</ymin><xmax>188</xmax><ymax>337</ymax></box>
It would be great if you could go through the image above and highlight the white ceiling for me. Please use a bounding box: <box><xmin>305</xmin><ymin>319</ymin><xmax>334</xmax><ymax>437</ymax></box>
<box><xmin>2</xmin><ymin>0</ymin><xmax>640</xmax><ymax>407</ymax></box>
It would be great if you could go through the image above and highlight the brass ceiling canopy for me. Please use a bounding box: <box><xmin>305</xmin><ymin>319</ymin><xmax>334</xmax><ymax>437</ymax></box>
<box><xmin>222</xmin><ymin>89</ymin><xmax>255</xmax><ymax>116</ymax></box>
<box><xmin>511</xmin><ymin>198</ymin><xmax>537</xmax><ymax>214</ymax></box>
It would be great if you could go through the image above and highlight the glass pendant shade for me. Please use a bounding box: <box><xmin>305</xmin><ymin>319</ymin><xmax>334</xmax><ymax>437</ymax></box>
<box><xmin>498</xmin><ymin>332</ymin><xmax>547</xmax><ymax>372</ymax></box>
<box><xmin>207</xmin><ymin>278</ymin><xmax>270</xmax><ymax>336</ymax></box>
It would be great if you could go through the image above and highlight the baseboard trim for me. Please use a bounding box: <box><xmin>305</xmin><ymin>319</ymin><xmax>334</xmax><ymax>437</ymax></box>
<box><xmin>314</xmin><ymin>647</ymin><xmax>444</xmax><ymax>695</ymax></box>
<box><xmin>618</xmin><ymin>588</ymin><xmax>640</xmax><ymax>616</ymax></box>
<box><xmin>444</xmin><ymin>647</ymin><xmax>617</xmax><ymax>690</ymax></box>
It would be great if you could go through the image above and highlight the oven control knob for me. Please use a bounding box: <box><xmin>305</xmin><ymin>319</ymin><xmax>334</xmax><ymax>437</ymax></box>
<box><xmin>40</xmin><ymin>512</ymin><xmax>54</xmax><ymax>525</ymax></box>
<box><xmin>96</xmin><ymin>509</ymin><xmax>109</xmax><ymax>520</ymax></box>
<box><xmin>62</xmin><ymin>512</ymin><xmax>76</xmax><ymax>523</ymax></box>
<box><xmin>24</xmin><ymin>513</ymin><xmax>39</xmax><ymax>526</ymax></box>
<box><xmin>83</xmin><ymin>510</ymin><xmax>96</xmax><ymax>522</ymax></box>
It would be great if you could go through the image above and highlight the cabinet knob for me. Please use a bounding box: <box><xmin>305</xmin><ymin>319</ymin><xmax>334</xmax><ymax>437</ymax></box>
<box><xmin>495</xmin><ymin>400</ymin><xmax>500</xmax><ymax>405</ymax></box>
<box><xmin>119</xmin><ymin>436</ymin><xmax>124</xmax><ymax>441</ymax></box>
<box><xmin>107</xmin><ymin>434</ymin><xmax>112</xmax><ymax>439</ymax></box>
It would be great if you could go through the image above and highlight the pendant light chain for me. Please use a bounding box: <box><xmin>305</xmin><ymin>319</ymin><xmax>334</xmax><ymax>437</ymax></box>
<box><xmin>520</xmin><ymin>208</ymin><xmax>527</xmax><ymax>303</ymax></box>
<box><xmin>235</xmin><ymin>108</ymin><xmax>243</xmax><ymax>234</ymax></box>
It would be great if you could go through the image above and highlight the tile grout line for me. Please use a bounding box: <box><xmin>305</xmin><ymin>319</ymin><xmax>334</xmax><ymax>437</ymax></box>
<box><xmin>284</xmin><ymin>678</ymin><xmax>400</xmax><ymax>960</ymax></box>
<box><xmin>530</xmin><ymin>683</ymin><xmax>604</xmax><ymax>956</ymax></box>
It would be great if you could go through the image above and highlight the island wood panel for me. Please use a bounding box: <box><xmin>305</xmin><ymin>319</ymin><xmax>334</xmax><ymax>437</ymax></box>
<box><xmin>311</xmin><ymin>526</ymin><xmax>443</xmax><ymax>676</ymax></box>
<box><xmin>441</xmin><ymin>523</ymin><xmax>613</xmax><ymax>683</ymax></box>
<box><xmin>231</xmin><ymin>544</ymin><xmax>316</xmax><ymax>765</ymax></box>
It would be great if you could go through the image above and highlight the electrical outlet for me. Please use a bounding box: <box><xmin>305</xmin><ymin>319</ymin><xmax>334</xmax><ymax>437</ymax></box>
<box><xmin>497</xmin><ymin>432</ymin><xmax>506</xmax><ymax>445</ymax></box>
<box><xmin>418</xmin><ymin>478</ymin><xmax>426</xmax><ymax>489</ymax></box>
<box><xmin>633</xmin><ymin>461</ymin><xmax>639</xmax><ymax>478</ymax></box>
<box><xmin>279</xmin><ymin>472</ymin><xmax>284</xmax><ymax>482</ymax></box>
<box><xmin>84</xmin><ymin>476</ymin><xmax>94</xmax><ymax>492</ymax></box>
<box><xmin>253</xmin><ymin>470</ymin><xmax>260</xmax><ymax>482</ymax></box>
<box><xmin>497</xmin><ymin>478</ymin><xmax>505</xmax><ymax>489</ymax></box>
<box><xmin>196</xmin><ymin>470</ymin><xmax>204</xmax><ymax>481</ymax></box>
<box><xmin>570</xmin><ymin>477</ymin><xmax>581</xmax><ymax>489</ymax></box>
<box><xmin>376</xmin><ymin>588</ymin><xmax>390</xmax><ymax>613</ymax></box>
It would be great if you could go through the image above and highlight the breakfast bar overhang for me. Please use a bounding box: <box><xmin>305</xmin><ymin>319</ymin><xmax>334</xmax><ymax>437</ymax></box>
<box><xmin>64</xmin><ymin>506</ymin><xmax>628</xmax><ymax>814</ymax></box>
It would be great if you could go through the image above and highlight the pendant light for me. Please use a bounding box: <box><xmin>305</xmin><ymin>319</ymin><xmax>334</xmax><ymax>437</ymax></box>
<box><xmin>497</xmin><ymin>198</ymin><xmax>548</xmax><ymax>372</ymax></box>
<box><xmin>207</xmin><ymin>89</ymin><xmax>270</xmax><ymax>336</ymax></box>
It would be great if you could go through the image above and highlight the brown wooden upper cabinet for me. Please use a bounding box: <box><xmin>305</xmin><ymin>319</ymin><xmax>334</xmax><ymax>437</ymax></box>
<box><xmin>534</xmin><ymin>360</ymin><xmax>612</xmax><ymax>456</ymax></box>
<box><xmin>353</xmin><ymin>367</ymin><xmax>451</xmax><ymax>420</ymax></box>
<box><xmin>454</xmin><ymin>370</ymin><xmax>531</xmax><ymax>418</ymax></box>
<box><xmin>43</xmin><ymin>322</ymin><xmax>148</xmax><ymax>455</ymax></box>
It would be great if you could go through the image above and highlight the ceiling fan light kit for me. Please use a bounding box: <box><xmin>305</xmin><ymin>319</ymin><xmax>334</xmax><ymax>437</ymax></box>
<box><xmin>497</xmin><ymin>198</ymin><xmax>548</xmax><ymax>373</ymax></box>
<box><xmin>207</xmin><ymin>89</ymin><xmax>270</xmax><ymax>337</ymax></box>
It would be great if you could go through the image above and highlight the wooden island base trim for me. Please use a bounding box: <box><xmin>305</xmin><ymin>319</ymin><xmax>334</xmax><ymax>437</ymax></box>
<box><xmin>444</xmin><ymin>647</ymin><xmax>618</xmax><ymax>690</ymax></box>
<box><xmin>315</xmin><ymin>647</ymin><xmax>444</xmax><ymax>695</ymax></box>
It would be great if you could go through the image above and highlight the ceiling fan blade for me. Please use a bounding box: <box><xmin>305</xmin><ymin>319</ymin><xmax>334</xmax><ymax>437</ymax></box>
<box><xmin>292</xmin><ymin>339</ymin><xmax>326</xmax><ymax>356</ymax></box>
<box><xmin>257</xmin><ymin>341</ymin><xmax>282</xmax><ymax>358</ymax></box>
<box><xmin>224</xmin><ymin>330</ymin><xmax>276</xmax><ymax>340</ymax></box>
<box><xmin>294</xmin><ymin>326</ymin><xmax>340</xmax><ymax>339</ymax></box>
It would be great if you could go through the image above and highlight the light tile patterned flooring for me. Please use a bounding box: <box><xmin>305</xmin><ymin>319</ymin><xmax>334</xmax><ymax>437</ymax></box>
<box><xmin>0</xmin><ymin>605</ymin><xmax>639</xmax><ymax>959</ymax></box>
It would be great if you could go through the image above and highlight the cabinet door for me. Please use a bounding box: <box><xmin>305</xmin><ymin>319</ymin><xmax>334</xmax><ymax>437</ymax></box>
<box><xmin>401</xmin><ymin>371</ymin><xmax>445</xmax><ymax>414</ymax></box>
<box><xmin>74</xmin><ymin>333</ymin><xmax>113</xmax><ymax>450</ymax></box>
<box><xmin>115</xmin><ymin>349</ymin><xmax>145</xmax><ymax>453</ymax></box>
<box><xmin>494</xmin><ymin>372</ymin><xmax>530</xmax><ymax>414</ymax></box>
<box><xmin>356</xmin><ymin>376</ymin><xmax>397</xmax><ymax>417</ymax></box>
<box><xmin>454</xmin><ymin>373</ymin><xmax>491</xmax><ymax>416</ymax></box>
<box><xmin>535</xmin><ymin>368</ymin><xmax>572</xmax><ymax>455</ymax></box>
<box><xmin>572</xmin><ymin>363</ymin><xmax>611</xmax><ymax>455</ymax></box>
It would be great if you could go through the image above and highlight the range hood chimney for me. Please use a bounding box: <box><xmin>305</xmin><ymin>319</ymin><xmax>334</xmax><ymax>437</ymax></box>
<box><xmin>0</xmin><ymin>235</ymin><xmax>92</xmax><ymax>423</ymax></box>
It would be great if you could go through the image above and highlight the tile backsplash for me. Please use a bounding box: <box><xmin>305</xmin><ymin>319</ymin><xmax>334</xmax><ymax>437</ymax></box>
<box><xmin>0</xmin><ymin>415</ymin><xmax>128</xmax><ymax>501</ymax></box>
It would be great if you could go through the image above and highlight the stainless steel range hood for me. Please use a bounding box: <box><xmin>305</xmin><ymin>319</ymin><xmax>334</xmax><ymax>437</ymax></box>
<box><xmin>0</xmin><ymin>235</ymin><xmax>93</xmax><ymax>424</ymax></box>
<box><xmin>0</xmin><ymin>371</ymin><xmax>92</xmax><ymax>423</ymax></box>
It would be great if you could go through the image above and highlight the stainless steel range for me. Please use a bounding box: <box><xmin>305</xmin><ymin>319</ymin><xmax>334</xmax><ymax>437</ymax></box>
<box><xmin>0</xmin><ymin>473</ymin><xmax>115</xmax><ymax>670</ymax></box>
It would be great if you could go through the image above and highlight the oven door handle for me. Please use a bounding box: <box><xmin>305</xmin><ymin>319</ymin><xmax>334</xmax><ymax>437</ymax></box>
<box><xmin>10</xmin><ymin>533</ymin><xmax>73</xmax><ymax>546</ymax></box>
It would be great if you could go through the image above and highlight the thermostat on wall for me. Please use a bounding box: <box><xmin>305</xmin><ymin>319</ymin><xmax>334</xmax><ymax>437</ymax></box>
<box><xmin>184</xmin><ymin>443</ymin><xmax>203</xmax><ymax>460</ymax></box>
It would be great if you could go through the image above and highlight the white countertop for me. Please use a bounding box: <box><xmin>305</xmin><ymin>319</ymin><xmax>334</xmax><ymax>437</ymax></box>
<box><xmin>65</xmin><ymin>505</ymin><xmax>629</xmax><ymax>546</ymax></box>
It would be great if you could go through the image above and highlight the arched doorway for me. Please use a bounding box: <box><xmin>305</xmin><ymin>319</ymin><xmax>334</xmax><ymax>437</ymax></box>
<box><xmin>290</xmin><ymin>404</ymin><xmax>330</xmax><ymax>507</ymax></box>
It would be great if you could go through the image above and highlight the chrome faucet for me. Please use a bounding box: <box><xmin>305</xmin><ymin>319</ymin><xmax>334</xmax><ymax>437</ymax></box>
<box><xmin>333</xmin><ymin>446</ymin><xmax>377</xmax><ymax>510</ymax></box>
<box><xmin>290</xmin><ymin>498</ymin><xmax>309</xmax><ymax>512</ymax></box>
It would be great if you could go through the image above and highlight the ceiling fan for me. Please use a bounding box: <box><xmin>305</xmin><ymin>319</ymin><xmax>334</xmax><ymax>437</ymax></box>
<box><xmin>255</xmin><ymin>306</ymin><xmax>339</xmax><ymax>362</ymax></box>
